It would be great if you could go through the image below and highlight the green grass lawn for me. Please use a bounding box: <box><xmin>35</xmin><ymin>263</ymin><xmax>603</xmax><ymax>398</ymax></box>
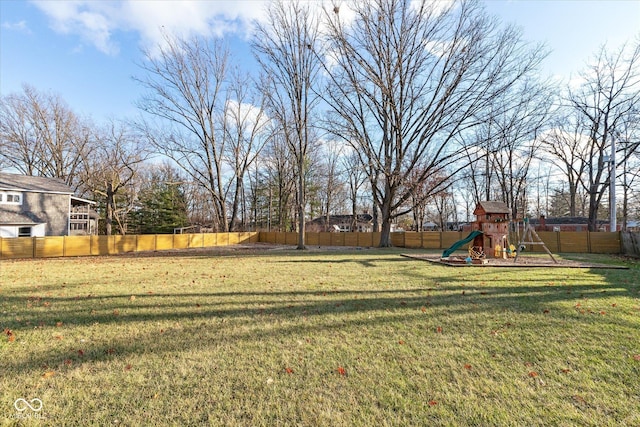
<box><xmin>1</xmin><ymin>248</ymin><xmax>639</xmax><ymax>426</ymax></box>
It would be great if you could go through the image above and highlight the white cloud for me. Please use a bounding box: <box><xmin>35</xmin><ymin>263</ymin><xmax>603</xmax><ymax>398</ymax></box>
<box><xmin>1</xmin><ymin>19</ymin><xmax>33</xmax><ymax>34</ymax></box>
<box><xmin>30</xmin><ymin>0</ymin><xmax>270</xmax><ymax>55</ymax></box>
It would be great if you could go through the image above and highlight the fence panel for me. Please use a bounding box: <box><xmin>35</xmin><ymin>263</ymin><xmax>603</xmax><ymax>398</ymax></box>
<box><xmin>34</xmin><ymin>236</ymin><xmax>65</xmax><ymax>258</ymax></box>
<box><xmin>621</xmin><ymin>232</ymin><xmax>640</xmax><ymax>257</ymax></box>
<box><xmin>64</xmin><ymin>236</ymin><xmax>92</xmax><ymax>257</ymax></box>
<box><xmin>155</xmin><ymin>235</ymin><xmax>174</xmax><ymax>251</ymax></box>
<box><xmin>558</xmin><ymin>232</ymin><xmax>589</xmax><ymax>253</ymax></box>
<box><xmin>203</xmin><ymin>233</ymin><xmax>217</xmax><ymax>247</ymax></box>
<box><xmin>1</xmin><ymin>237</ymin><xmax>34</xmax><ymax>259</ymax></box>
<box><xmin>390</xmin><ymin>232</ymin><xmax>405</xmax><ymax>247</ymax></box>
<box><xmin>422</xmin><ymin>232</ymin><xmax>441</xmax><ymax>249</ymax></box>
<box><xmin>90</xmin><ymin>236</ymin><xmax>111</xmax><ymax>256</ymax></box>
<box><xmin>136</xmin><ymin>235</ymin><xmax>156</xmax><ymax>253</ymax></box>
<box><xmin>306</xmin><ymin>232</ymin><xmax>320</xmax><ymax>246</ymax></box>
<box><xmin>532</xmin><ymin>232</ymin><xmax>559</xmax><ymax>253</ymax></box>
<box><xmin>113</xmin><ymin>235</ymin><xmax>136</xmax><ymax>254</ymax></box>
<box><xmin>343</xmin><ymin>233</ymin><xmax>359</xmax><ymax>247</ymax></box>
<box><xmin>589</xmin><ymin>232</ymin><xmax>620</xmax><ymax>254</ymax></box>
<box><xmin>317</xmin><ymin>232</ymin><xmax>331</xmax><ymax>246</ymax></box>
<box><xmin>189</xmin><ymin>233</ymin><xmax>204</xmax><ymax>248</ymax></box>
<box><xmin>357</xmin><ymin>232</ymin><xmax>374</xmax><ymax>247</ymax></box>
<box><xmin>441</xmin><ymin>232</ymin><xmax>464</xmax><ymax>250</ymax></box>
<box><xmin>404</xmin><ymin>232</ymin><xmax>422</xmax><ymax>248</ymax></box>
<box><xmin>331</xmin><ymin>232</ymin><xmax>345</xmax><ymax>247</ymax></box>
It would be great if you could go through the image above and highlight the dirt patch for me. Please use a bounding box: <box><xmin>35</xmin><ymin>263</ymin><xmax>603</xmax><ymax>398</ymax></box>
<box><xmin>402</xmin><ymin>253</ymin><xmax>628</xmax><ymax>269</ymax></box>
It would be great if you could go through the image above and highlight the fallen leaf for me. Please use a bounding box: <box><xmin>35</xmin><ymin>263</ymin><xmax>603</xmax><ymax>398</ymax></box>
<box><xmin>420</xmin><ymin>306</ymin><xmax>427</xmax><ymax>313</ymax></box>
<box><xmin>285</xmin><ymin>367</ymin><xmax>294</xmax><ymax>374</ymax></box>
<box><xmin>64</xmin><ymin>359</ymin><xmax>72</xmax><ymax>366</ymax></box>
<box><xmin>54</xmin><ymin>335</ymin><xmax>63</xmax><ymax>340</ymax></box>
<box><xmin>398</xmin><ymin>340</ymin><xmax>405</xmax><ymax>345</ymax></box>
<box><xmin>611</xmin><ymin>303</ymin><xmax>617</xmax><ymax>307</ymax></box>
<box><xmin>600</xmin><ymin>311</ymin><xmax>606</xmax><ymax>315</ymax></box>
<box><xmin>106</xmin><ymin>348</ymin><xmax>116</xmax><ymax>355</ymax></box>
<box><xmin>561</xmin><ymin>368</ymin><xmax>571</xmax><ymax>373</ymax></box>
<box><xmin>42</xmin><ymin>371</ymin><xmax>55</xmax><ymax>378</ymax></box>
<box><xmin>633</xmin><ymin>354</ymin><xmax>640</xmax><ymax>361</ymax></box>
<box><xmin>336</xmin><ymin>366</ymin><xmax>346</xmax><ymax>376</ymax></box>
<box><xmin>125</xmin><ymin>364</ymin><xmax>132</xmax><ymax>371</ymax></box>
<box><xmin>528</xmin><ymin>371</ymin><xmax>538</xmax><ymax>378</ymax></box>
<box><xmin>572</xmin><ymin>395</ymin><xmax>587</xmax><ymax>407</ymax></box>
<box><xmin>428</xmin><ymin>400</ymin><xmax>437</xmax><ymax>406</ymax></box>
<box><xmin>464</xmin><ymin>364</ymin><xmax>472</xmax><ymax>370</ymax></box>
<box><xmin>77</xmin><ymin>349</ymin><xmax>85</xmax><ymax>356</ymax></box>
<box><xmin>113</xmin><ymin>309</ymin><xmax>120</xmax><ymax>316</ymax></box>
<box><xmin>543</xmin><ymin>309</ymin><xmax>550</xmax><ymax>314</ymax></box>
<box><xmin>8</xmin><ymin>334</ymin><xmax>15</xmax><ymax>342</ymax></box>
<box><xmin>436</xmin><ymin>326</ymin><xmax>443</xmax><ymax>333</ymax></box>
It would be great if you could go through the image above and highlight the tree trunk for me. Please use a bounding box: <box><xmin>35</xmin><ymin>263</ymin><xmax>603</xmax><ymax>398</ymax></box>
<box><xmin>297</xmin><ymin>163</ymin><xmax>306</xmax><ymax>249</ymax></box>
<box><xmin>105</xmin><ymin>183</ymin><xmax>114</xmax><ymax>235</ymax></box>
<box><xmin>378</xmin><ymin>196</ymin><xmax>393</xmax><ymax>247</ymax></box>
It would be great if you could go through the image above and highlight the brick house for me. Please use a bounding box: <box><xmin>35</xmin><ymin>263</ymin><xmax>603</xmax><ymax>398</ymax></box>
<box><xmin>0</xmin><ymin>173</ymin><xmax>97</xmax><ymax>237</ymax></box>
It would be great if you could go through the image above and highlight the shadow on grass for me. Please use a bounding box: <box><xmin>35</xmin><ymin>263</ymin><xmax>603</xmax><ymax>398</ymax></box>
<box><xmin>2</xmin><ymin>268</ymin><xmax>638</xmax><ymax>377</ymax></box>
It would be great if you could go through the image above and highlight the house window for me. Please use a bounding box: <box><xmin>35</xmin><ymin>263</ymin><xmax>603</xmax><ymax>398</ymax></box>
<box><xmin>0</xmin><ymin>192</ymin><xmax>22</xmax><ymax>205</ymax></box>
<box><xmin>18</xmin><ymin>227</ymin><xmax>31</xmax><ymax>237</ymax></box>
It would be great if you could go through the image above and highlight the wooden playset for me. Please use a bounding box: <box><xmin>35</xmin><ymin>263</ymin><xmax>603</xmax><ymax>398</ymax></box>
<box><xmin>440</xmin><ymin>201</ymin><xmax>555</xmax><ymax>265</ymax></box>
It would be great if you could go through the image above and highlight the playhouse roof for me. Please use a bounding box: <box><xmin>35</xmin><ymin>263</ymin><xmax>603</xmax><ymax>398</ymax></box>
<box><xmin>473</xmin><ymin>201</ymin><xmax>510</xmax><ymax>215</ymax></box>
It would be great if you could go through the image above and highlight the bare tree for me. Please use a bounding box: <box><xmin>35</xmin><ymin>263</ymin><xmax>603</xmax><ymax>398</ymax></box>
<box><xmin>253</xmin><ymin>0</ymin><xmax>322</xmax><ymax>249</ymax></box>
<box><xmin>540</xmin><ymin>113</ymin><xmax>590</xmax><ymax>217</ymax></box>
<box><xmin>135</xmin><ymin>33</ymin><xmax>231</xmax><ymax>231</ymax></box>
<box><xmin>566</xmin><ymin>40</ymin><xmax>640</xmax><ymax>230</ymax></box>
<box><xmin>341</xmin><ymin>149</ymin><xmax>369</xmax><ymax>232</ymax></box>
<box><xmin>222</xmin><ymin>71</ymin><xmax>271</xmax><ymax>231</ymax></box>
<box><xmin>489</xmin><ymin>80</ymin><xmax>555</xmax><ymax>219</ymax></box>
<box><xmin>81</xmin><ymin>120</ymin><xmax>147</xmax><ymax>235</ymax></box>
<box><xmin>260</xmin><ymin>132</ymin><xmax>297</xmax><ymax>231</ymax></box>
<box><xmin>0</xmin><ymin>84</ymin><xmax>91</xmax><ymax>190</ymax></box>
<box><xmin>322</xmin><ymin>0</ymin><xmax>547</xmax><ymax>246</ymax></box>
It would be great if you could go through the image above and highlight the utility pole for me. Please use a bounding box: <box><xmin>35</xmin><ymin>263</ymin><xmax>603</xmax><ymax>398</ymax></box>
<box><xmin>609</xmin><ymin>132</ymin><xmax>617</xmax><ymax>232</ymax></box>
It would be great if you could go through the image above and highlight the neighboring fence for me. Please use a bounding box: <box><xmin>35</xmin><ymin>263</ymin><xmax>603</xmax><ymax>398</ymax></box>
<box><xmin>0</xmin><ymin>230</ymin><xmax>622</xmax><ymax>260</ymax></box>
<box><xmin>621</xmin><ymin>232</ymin><xmax>640</xmax><ymax>258</ymax></box>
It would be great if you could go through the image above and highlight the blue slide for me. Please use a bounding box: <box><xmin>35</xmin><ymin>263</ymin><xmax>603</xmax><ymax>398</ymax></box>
<box><xmin>441</xmin><ymin>230</ymin><xmax>483</xmax><ymax>257</ymax></box>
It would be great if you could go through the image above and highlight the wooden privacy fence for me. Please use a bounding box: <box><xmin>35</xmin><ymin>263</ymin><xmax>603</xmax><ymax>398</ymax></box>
<box><xmin>0</xmin><ymin>230</ymin><xmax>622</xmax><ymax>260</ymax></box>
<box><xmin>0</xmin><ymin>232</ymin><xmax>259</xmax><ymax>260</ymax></box>
<box><xmin>258</xmin><ymin>231</ymin><xmax>622</xmax><ymax>254</ymax></box>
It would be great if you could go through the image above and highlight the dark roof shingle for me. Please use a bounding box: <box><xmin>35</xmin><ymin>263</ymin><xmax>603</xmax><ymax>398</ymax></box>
<box><xmin>0</xmin><ymin>173</ymin><xmax>73</xmax><ymax>194</ymax></box>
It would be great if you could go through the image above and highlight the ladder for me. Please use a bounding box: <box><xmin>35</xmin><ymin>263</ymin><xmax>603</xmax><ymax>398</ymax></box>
<box><xmin>514</xmin><ymin>218</ymin><xmax>557</xmax><ymax>263</ymax></box>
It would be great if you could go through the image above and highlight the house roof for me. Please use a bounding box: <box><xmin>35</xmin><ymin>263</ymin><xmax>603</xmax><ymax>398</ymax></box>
<box><xmin>308</xmin><ymin>213</ymin><xmax>373</xmax><ymax>226</ymax></box>
<box><xmin>0</xmin><ymin>210</ymin><xmax>46</xmax><ymax>226</ymax></box>
<box><xmin>529</xmin><ymin>216</ymin><xmax>607</xmax><ymax>225</ymax></box>
<box><xmin>473</xmin><ymin>201</ymin><xmax>510</xmax><ymax>214</ymax></box>
<box><xmin>0</xmin><ymin>172</ymin><xmax>73</xmax><ymax>194</ymax></box>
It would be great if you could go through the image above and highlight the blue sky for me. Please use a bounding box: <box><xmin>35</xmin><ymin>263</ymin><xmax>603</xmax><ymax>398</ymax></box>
<box><xmin>1</xmin><ymin>0</ymin><xmax>639</xmax><ymax>122</ymax></box>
